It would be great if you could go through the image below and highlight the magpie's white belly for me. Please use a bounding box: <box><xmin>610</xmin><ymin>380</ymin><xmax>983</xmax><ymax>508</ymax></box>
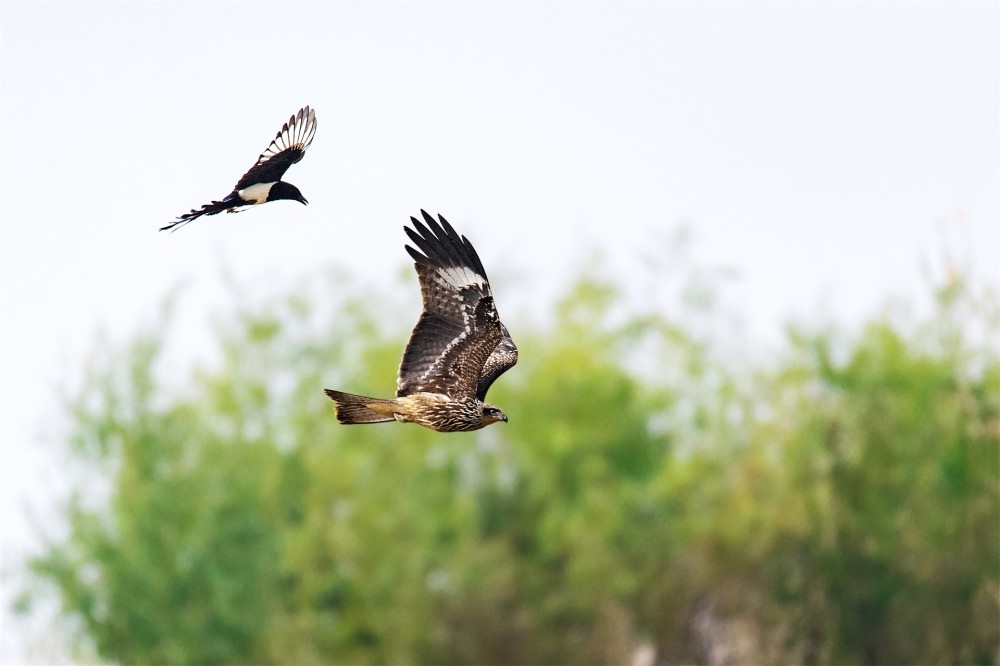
<box><xmin>238</xmin><ymin>182</ymin><xmax>276</xmax><ymax>204</ymax></box>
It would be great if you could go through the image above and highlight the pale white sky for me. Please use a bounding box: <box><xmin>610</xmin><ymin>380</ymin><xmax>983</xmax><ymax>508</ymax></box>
<box><xmin>2</xmin><ymin>1</ymin><xmax>997</xmax><ymax>661</ymax></box>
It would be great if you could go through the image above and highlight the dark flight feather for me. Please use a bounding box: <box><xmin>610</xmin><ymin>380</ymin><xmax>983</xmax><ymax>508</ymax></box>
<box><xmin>396</xmin><ymin>211</ymin><xmax>512</xmax><ymax>401</ymax></box>
<box><xmin>234</xmin><ymin>106</ymin><xmax>316</xmax><ymax>190</ymax></box>
<box><xmin>477</xmin><ymin>323</ymin><xmax>518</xmax><ymax>401</ymax></box>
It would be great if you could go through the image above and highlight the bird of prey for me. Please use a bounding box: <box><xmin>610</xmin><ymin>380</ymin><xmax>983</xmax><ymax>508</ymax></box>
<box><xmin>161</xmin><ymin>106</ymin><xmax>317</xmax><ymax>232</ymax></box>
<box><xmin>325</xmin><ymin>211</ymin><xmax>518</xmax><ymax>432</ymax></box>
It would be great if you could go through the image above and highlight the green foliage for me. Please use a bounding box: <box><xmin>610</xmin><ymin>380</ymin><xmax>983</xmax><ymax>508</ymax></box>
<box><xmin>20</xmin><ymin>266</ymin><xmax>999</xmax><ymax>664</ymax></box>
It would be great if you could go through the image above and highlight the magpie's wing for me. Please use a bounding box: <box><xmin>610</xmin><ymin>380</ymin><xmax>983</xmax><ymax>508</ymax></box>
<box><xmin>234</xmin><ymin>106</ymin><xmax>317</xmax><ymax>190</ymax></box>
<box><xmin>396</xmin><ymin>211</ymin><xmax>506</xmax><ymax>401</ymax></box>
<box><xmin>161</xmin><ymin>192</ymin><xmax>241</xmax><ymax>232</ymax></box>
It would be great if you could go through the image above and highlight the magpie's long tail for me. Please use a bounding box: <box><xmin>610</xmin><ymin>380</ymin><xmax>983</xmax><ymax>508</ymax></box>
<box><xmin>160</xmin><ymin>196</ymin><xmax>237</xmax><ymax>232</ymax></box>
<box><xmin>324</xmin><ymin>389</ymin><xmax>398</xmax><ymax>425</ymax></box>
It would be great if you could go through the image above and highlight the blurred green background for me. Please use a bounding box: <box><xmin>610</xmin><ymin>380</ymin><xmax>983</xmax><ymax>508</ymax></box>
<box><xmin>17</xmin><ymin>250</ymin><xmax>999</xmax><ymax>665</ymax></box>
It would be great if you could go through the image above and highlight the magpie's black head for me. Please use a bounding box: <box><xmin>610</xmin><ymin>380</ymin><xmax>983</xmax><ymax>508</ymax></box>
<box><xmin>269</xmin><ymin>181</ymin><xmax>308</xmax><ymax>206</ymax></box>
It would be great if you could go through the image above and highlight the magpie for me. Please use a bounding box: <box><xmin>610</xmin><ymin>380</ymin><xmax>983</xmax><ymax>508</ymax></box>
<box><xmin>161</xmin><ymin>106</ymin><xmax>317</xmax><ymax>232</ymax></box>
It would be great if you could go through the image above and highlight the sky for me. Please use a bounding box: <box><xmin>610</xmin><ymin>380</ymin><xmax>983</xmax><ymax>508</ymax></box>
<box><xmin>1</xmin><ymin>1</ymin><xmax>997</xmax><ymax>661</ymax></box>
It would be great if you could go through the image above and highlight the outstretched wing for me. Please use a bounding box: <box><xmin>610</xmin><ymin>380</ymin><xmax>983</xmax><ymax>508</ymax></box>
<box><xmin>397</xmin><ymin>211</ymin><xmax>505</xmax><ymax>400</ymax></box>
<box><xmin>234</xmin><ymin>106</ymin><xmax>317</xmax><ymax>190</ymax></box>
<box><xmin>477</xmin><ymin>322</ymin><xmax>518</xmax><ymax>401</ymax></box>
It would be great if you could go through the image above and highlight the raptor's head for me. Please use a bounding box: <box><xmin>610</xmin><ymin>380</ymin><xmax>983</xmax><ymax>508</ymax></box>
<box><xmin>480</xmin><ymin>403</ymin><xmax>509</xmax><ymax>427</ymax></box>
<box><xmin>269</xmin><ymin>181</ymin><xmax>308</xmax><ymax>206</ymax></box>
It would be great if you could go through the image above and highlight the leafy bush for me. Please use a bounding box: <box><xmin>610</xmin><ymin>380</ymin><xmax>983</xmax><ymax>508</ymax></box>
<box><xmin>20</xmin><ymin>265</ymin><xmax>999</xmax><ymax>664</ymax></box>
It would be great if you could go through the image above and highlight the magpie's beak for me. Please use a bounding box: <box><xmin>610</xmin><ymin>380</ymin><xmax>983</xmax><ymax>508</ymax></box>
<box><xmin>298</xmin><ymin>196</ymin><xmax>309</xmax><ymax>206</ymax></box>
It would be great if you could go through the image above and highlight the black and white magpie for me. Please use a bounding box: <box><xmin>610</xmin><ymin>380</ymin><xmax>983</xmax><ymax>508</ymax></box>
<box><xmin>161</xmin><ymin>106</ymin><xmax>317</xmax><ymax>232</ymax></box>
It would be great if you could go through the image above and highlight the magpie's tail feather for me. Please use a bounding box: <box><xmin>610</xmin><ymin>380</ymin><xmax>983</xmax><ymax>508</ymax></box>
<box><xmin>160</xmin><ymin>198</ymin><xmax>235</xmax><ymax>232</ymax></box>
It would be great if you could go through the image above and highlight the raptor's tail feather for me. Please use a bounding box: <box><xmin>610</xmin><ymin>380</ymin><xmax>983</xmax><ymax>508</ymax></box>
<box><xmin>324</xmin><ymin>389</ymin><xmax>398</xmax><ymax>424</ymax></box>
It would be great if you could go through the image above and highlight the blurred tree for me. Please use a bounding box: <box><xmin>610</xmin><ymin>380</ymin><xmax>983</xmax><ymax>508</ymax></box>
<box><xmin>18</xmin><ymin>264</ymin><xmax>999</xmax><ymax>665</ymax></box>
